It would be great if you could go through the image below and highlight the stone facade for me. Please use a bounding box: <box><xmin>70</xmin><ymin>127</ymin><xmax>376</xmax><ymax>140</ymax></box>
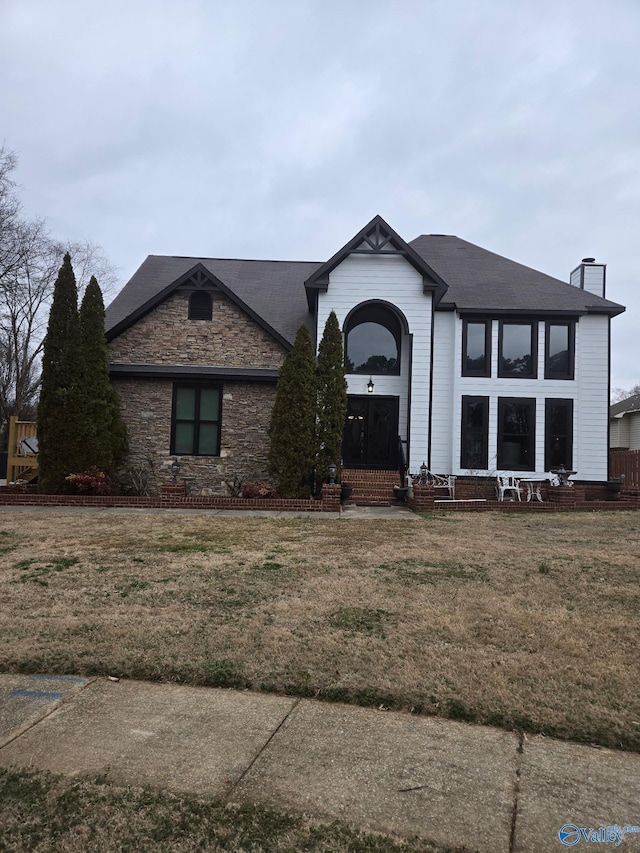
<box><xmin>108</xmin><ymin>290</ymin><xmax>287</xmax><ymax>368</ymax></box>
<box><xmin>113</xmin><ymin>379</ymin><xmax>278</xmax><ymax>496</ymax></box>
<box><xmin>108</xmin><ymin>289</ymin><xmax>289</xmax><ymax>496</ymax></box>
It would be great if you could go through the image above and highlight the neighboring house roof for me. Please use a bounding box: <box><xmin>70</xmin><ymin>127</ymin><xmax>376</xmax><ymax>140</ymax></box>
<box><xmin>105</xmin><ymin>219</ymin><xmax>625</xmax><ymax>348</ymax></box>
<box><xmin>610</xmin><ymin>394</ymin><xmax>640</xmax><ymax>418</ymax></box>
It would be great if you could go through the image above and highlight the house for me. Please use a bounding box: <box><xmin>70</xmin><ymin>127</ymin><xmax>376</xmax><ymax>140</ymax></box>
<box><xmin>105</xmin><ymin>215</ymin><xmax>624</xmax><ymax>494</ymax></box>
<box><xmin>610</xmin><ymin>394</ymin><xmax>640</xmax><ymax>450</ymax></box>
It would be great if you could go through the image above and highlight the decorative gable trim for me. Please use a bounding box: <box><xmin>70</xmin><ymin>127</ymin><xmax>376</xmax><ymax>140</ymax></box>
<box><xmin>106</xmin><ymin>262</ymin><xmax>293</xmax><ymax>351</ymax></box>
<box><xmin>177</xmin><ymin>267</ymin><xmax>219</xmax><ymax>290</ymax></box>
<box><xmin>303</xmin><ymin>215</ymin><xmax>449</xmax><ymax>310</ymax></box>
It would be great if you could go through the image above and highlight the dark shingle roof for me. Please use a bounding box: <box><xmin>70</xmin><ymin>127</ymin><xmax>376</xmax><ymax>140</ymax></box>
<box><xmin>105</xmin><ymin>256</ymin><xmax>321</xmax><ymax>347</ymax></box>
<box><xmin>409</xmin><ymin>235</ymin><xmax>625</xmax><ymax>315</ymax></box>
<box><xmin>610</xmin><ymin>394</ymin><xmax>640</xmax><ymax>417</ymax></box>
<box><xmin>105</xmin><ymin>233</ymin><xmax>624</xmax><ymax>348</ymax></box>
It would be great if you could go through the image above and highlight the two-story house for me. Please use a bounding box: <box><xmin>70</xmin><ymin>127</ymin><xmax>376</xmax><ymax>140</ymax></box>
<box><xmin>105</xmin><ymin>215</ymin><xmax>624</xmax><ymax>494</ymax></box>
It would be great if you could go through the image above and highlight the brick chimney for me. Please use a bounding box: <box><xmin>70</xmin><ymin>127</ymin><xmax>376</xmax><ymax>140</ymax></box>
<box><xmin>570</xmin><ymin>257</ymin><xmax>606</xmax><ymax>298</ymax></box>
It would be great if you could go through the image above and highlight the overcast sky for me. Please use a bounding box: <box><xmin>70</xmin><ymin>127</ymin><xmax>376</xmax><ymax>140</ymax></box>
<box><xmin>2</xmin><ymin>0</ymin><xmax>639</xmax><ymax>391</ymax></box>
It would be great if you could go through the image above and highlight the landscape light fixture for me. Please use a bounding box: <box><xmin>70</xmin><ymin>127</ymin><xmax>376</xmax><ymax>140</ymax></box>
<box><xmin>367</xmin><ymin>377</ymin><xmax>374</xmax><ymax>393</ymax></box>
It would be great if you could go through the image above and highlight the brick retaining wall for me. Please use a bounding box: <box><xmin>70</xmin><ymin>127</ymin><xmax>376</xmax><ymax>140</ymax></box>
<box><xmin>0</xmin><ymin>481</ymin><xmax>341</xmax><ymax>513</ymax></box>
<box><xmin>0</xmin><ymin>483</ymin><xmax>636</xmax><ymax>513</ymax></box>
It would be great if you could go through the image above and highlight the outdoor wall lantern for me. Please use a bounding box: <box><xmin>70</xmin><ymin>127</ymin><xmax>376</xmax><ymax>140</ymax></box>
<box><xmin>367</xmin><ymin>377</ymin><xmax>374</xmax><ymax>393</ymax></box>
<box><xmin>419</xmin><ymin>461</ymin><xmax>428</xmax><ymax>485</ymax></box>
<box><xmin>328</xmin><ymin>461</ymin><xmax>338</xmax><ymax>485</ymax></box>
<box><xmin>170</xmin><ymin>457</ymin><xmax>181</xmax><ymax>482</ymax></box>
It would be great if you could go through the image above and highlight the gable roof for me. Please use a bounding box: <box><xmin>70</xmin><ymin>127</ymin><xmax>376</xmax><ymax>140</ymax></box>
<box><xmin>409</xmin><ymin>235</ymin><xmax>625</xmax><ymax>316</ymax></box>
<box><xmin>303</xmin><ymin>215</ymin><xmax>449</xmax><ymax>309</ymax></box>
<box><xmin>105</xmin><ymin>255</ymin><xmax>321</xmax><ymax>349</ymax></box>
<box><xmin>105</xmin><ymin>223</ymin><xmax>625</xmax><ymax>349</ymax></box>
<box><xmin>610</xmin><ymin>393</ymin><xmax>640</xmax><ymax>418</ymax></box>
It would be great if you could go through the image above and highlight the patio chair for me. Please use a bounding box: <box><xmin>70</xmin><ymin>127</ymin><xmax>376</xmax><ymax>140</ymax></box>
<box><xmin>495</xmin><ymin>474</ymin><xmax>522</xmax><ymax>502</ymax></box>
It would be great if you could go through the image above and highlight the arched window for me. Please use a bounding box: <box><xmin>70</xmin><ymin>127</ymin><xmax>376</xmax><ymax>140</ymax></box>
<box><xmin>189</xmin><ymin>291</ymin><xmax>212</xmax><ymax>320</ymax></box>
<box><xmin>344</xmin><ymin>304</ymin><xmax>401</xmax><ymax>374</ymax></box>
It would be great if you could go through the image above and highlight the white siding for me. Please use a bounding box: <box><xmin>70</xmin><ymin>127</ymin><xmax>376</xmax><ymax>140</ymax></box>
<box><xmin>570</xmin><ymin>267</ymin><xmax>582</xmax><ymax>289</ymax></box>
<box><xmin>582</xmin><ymin>264</ymin><xmax>606</xmax><ymax>298</ymax></box>
<box><xmin>576</xmin><ymin>314</ymin><xmax>609</xmax><ymax>480</ymax></box>
<box><xmin>316</xmin><ymin>254</ymin><xmax>431</xmax><ymax>470</ymax></box>
<box><xmin>316</xmin><ymin>253</ymin><xmax>611</xmax><ymax>482</ymax></box>
<box><xmin>430</xmin><ymin>311</ymin><xmax>455</xmax><ymax>472</ymax></box>
<box><xmin>447</xmin><ymin>315</ymin><xmax>610</xmax><ymax>480</ymax></box>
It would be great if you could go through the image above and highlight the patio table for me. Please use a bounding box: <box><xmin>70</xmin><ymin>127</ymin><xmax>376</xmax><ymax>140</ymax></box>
<box><xmin>520</xmin><ymin>477</ymin><xmax>548</xmax><ymax>502</ymax></box>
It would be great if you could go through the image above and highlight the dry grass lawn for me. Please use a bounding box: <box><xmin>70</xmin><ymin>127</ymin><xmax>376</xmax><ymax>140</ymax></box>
<box><xmin>0</xmin><ymin>508</ymin><xmax>638</xmax><ymax>751</ymax></box>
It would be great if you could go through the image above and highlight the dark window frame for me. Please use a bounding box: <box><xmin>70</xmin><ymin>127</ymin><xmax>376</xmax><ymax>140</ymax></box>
<box><xmin>545</xmin><ymin>398</ymin><xmax>574</xmax><ymax>470</ymax></box>
<box><xmin>188</xmin><ymin>291</ymin><xmax>213</xmax><ymax>321</ymax></box>
<box><xmin>498</xmin><ymin>321</ymin><xmax>538</xmax><ymax>379</ymax></box>
<box><xmin>344</xmin><ymin>304</ymin><xmax>402</xmax><ymax>376</ymax></box>
<box><xmin>545</xmin><ymin>321</ymin><xmax>575</xmax><ymax>380</ymax></box>
<box><xmin>462</xmin><ymin>320</ymin><xmax>492</xmax><ymax>377</ymax></box>
<box><xmin>460</xmin><ymin>395</ymin><xmax>489</xmax><ymax>469</ymax></box>
<box><xmin>170</xmin><ymin>383</ymin><xmax>222</xmax><ymax>456</ymax></box>
<box><xmin>497</xmin><ymin>397</ymin><xmax>536</xmax><ymax>471</ymax></box>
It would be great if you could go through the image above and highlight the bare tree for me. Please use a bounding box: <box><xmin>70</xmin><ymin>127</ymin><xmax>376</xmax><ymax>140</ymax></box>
<box><xmin>0</xmin><ymin>145</ymin><xmax>118</xmax><ymax>443</ymax></box>
<box><xmin>611</xmin><ymin>384</ymin><xmax>640</xmax><ymax>404</ymax></box>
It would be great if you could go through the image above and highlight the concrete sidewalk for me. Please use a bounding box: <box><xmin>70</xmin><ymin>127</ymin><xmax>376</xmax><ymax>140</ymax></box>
<box><xmin>1</xmin><ymin>675</ymin><xmax>639</xmax><ymax>852</ymax></box>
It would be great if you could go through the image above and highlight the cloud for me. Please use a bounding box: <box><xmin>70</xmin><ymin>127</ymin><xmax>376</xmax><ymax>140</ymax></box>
<box><xmin>1</xmin><ymin>0</ymin><xmax>638</xmax><ymax>384</ymax></box>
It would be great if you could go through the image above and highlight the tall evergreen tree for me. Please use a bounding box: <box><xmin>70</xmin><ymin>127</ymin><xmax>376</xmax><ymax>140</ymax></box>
<box><xmin>37</xmin><ymin>254</ymin><xmax>88</xmax><ymax>493</ymax></box>
<box><xmin>316</xmin><ymin>311</ymin><xmax>347</xmax><ymax>482</ymax></box>
<box><xmin>268</xmin><ymin>324</ymin><xmax>316</xmax><ymax>498</ymax></box>
<box><xmin>79</xmin><ymin>276</ymin><xmax>127</xmax><ymax>472</ymax></box>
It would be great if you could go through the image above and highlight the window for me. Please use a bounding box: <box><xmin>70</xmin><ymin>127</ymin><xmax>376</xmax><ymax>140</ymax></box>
<box><xmin>345</xmin><ymin>305</ymin><xmax>401</xmax><ymax>374</ymax></box>
<box><xmin>545</xmin><ymin>322</ymin><xmax>575</xmax><ymax>379</ymax></box>
<box><xmin>498</xmin><ymin>322</ymin><xmax>537</xmax><ymax>378</ymax></box>
<box><xmin>497</xmin><ymin>397</ymin><xmax>536</xmax><ymax>470</ymax></box>
<box><xmin>189</xmin><ymin>291</ymin><xmax>213</xmax><ymax>320</ymax></box>
<box><xmin>171</xmin><ymin>385</ymin><xmax>221</xmax><ymax>455</ymax></box>
<box><xmin>462</xmin><ymin>320</ymin><xmax>491</xmax><ymax>377</ymax></box>
<box><xmin>460</xmin><ymin>396</ymin><xmax>489</xmax><ymax>469</ymax></box>
<box><xmin>545</xmin><ymin>399</ymin><xmax>573</xmax><ymax>470</ymax></box>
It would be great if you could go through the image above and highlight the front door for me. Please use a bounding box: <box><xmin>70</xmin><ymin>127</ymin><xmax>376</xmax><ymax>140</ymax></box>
<box><xmin>342</xmin><ymin>396</ymin><xmax>399</xmax><ymax>468</ymax></box>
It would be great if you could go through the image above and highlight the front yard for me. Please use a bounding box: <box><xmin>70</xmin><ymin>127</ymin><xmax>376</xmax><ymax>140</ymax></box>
<box><xmin>0</xmin><ymin>509</ymin><xmax>638</xmax><ymax>751</ymax></box>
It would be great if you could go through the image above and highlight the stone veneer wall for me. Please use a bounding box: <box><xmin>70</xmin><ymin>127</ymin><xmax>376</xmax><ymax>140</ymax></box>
<box><xmin>107</xmin><ymin>287</ymin><xmax>291</xmax><ymax>496</ymax></box>
<box><xmin>108</xmin><ymin>290</ymin><xmax>288</xmax><ymax>368</ymax></box>
<box><xmin>113</xmin><ymin>378</ymin><xmax>278</xmax><ymax>496</ymax></box>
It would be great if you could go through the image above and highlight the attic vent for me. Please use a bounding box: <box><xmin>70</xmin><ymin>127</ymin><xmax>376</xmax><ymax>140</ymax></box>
<box><xmin>189</xmin><ymin>291</ymin><xmax>213</xmax><ymax>321</ymax></box>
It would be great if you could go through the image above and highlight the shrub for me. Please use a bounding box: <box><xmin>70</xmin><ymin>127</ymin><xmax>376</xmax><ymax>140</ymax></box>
<box><xmin>268</xmin><ymin>324</ymin><xmax>316</xmax><ymax>498</ymax></box>
<box><xmin>241</xmin><ymin>481</ymin><xmax>277</xmax><ymax>499</ymax></box>
<box><xmin>65</xmin><ymin>468</ymin><xmax>112</xmax><ymax>495</ymax></box>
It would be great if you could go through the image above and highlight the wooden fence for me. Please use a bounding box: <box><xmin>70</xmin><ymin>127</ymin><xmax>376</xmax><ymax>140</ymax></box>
<box><xmin>610</xmin><ymin>449</ymin><xmax>640</xmax><ymax>486</ymax></box>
